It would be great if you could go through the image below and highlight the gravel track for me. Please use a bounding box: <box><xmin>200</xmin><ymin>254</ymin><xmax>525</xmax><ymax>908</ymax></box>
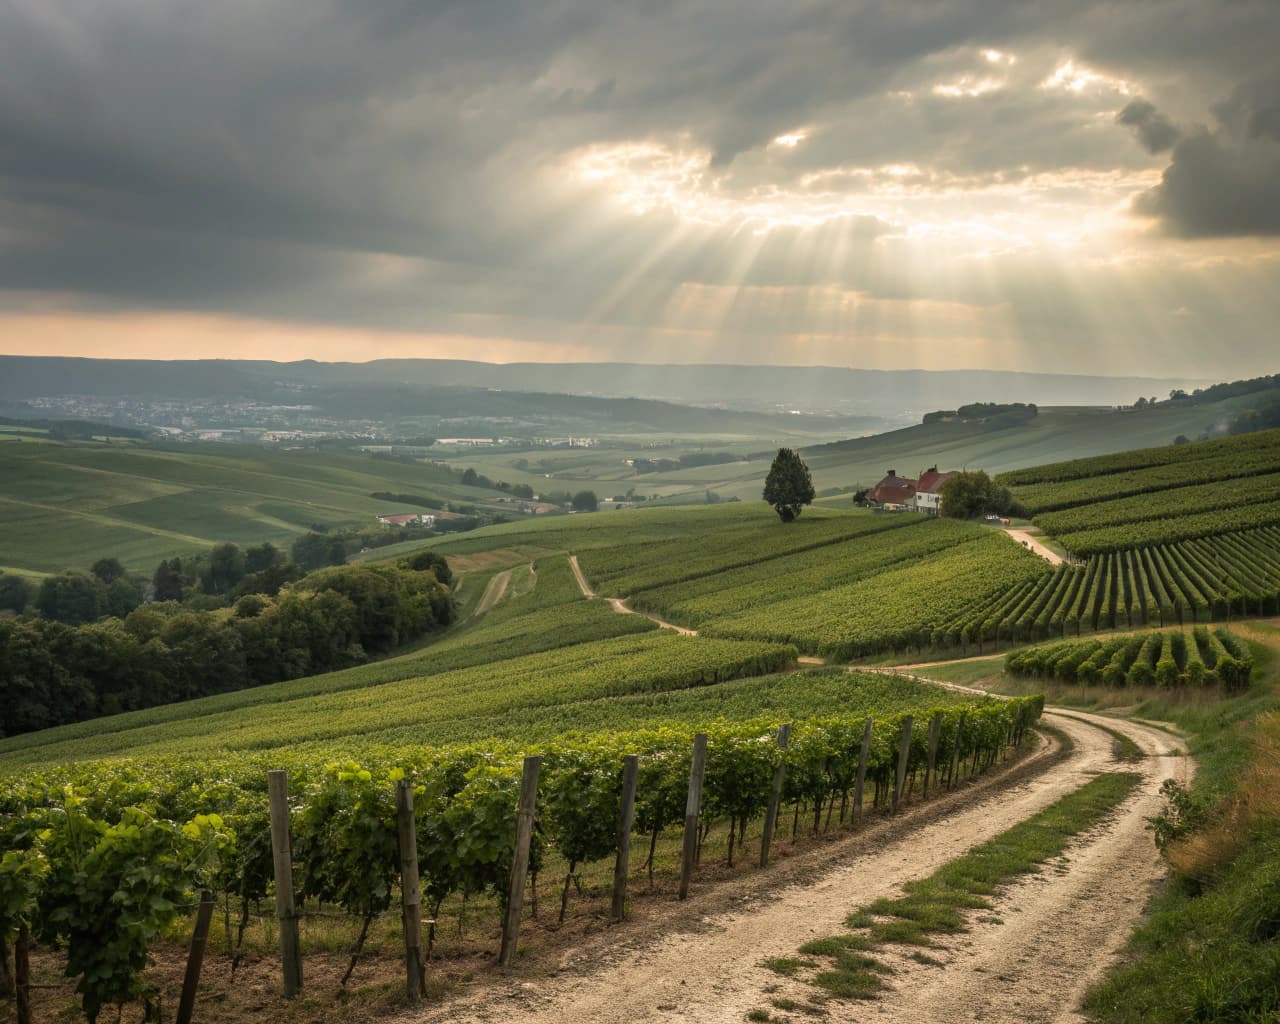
<box><xmin>568</xmin><ymin>554</ymin><xmax>697</xmax><ymax>634</ymax></box>
<box><xmin>399</xmin><ymin>708</ymin><xmax>1185</xmax><ymax>1024</ymax></box>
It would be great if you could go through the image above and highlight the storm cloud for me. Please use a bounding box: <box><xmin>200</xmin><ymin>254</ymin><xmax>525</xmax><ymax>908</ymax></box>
<box><xmin>1117</xmin><ymin>99</ymin><xmax>1181</xmax><ymax>154</ymax></box>
<box><xmin>1133</xmin><ymin>76</ymin><xmax>1280</xmax><ymax>237</ymax></box>
<box><xmin>1</xmin><ymin>0</ymin><xmax>1278</xmax><ymax>373</ymax></box>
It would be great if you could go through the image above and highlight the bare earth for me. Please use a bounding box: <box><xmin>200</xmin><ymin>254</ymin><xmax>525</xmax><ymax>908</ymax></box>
<box><xmin>569</xmin><ymin>554</ymin><xmax>697</xmax><ymax>635</ymax></box>
<box><xmin>1004</xmin><ymin>528</ymin><xmax>1065</xmax><ymax>566</ymax></box>
<box><xmin>398</xmin><ymin>709</ymin><xmax>1187</xmax><ymax>1024</ymax></box>
<box><xmin>473</xmin><ymin>569</ymin><xmax>512</xmax><ymax>617</ymax></box>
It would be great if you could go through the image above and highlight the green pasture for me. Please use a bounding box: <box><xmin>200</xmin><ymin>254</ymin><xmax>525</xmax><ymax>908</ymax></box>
<box><xmin>0</xmin><ymin>439</ymin><xmax>532</xmax><ymax>572</ymax></box>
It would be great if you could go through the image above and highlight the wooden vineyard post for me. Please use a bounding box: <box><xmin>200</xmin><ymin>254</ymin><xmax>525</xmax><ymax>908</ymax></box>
<box><xmin>947</xmin><ymin>713</ymin><xmax>966</xmax><ymax>790</ymax></box>
<box><xmin>15</xmin><ymin>925</ymin><xmax>30</xmax><ymax>1024</ymax></box>
<box><xmin>892</xmin><ymin>716</ymin><xmax>913</xmax><ymax>812</ymax></box>
<box><xmin>267</xmin><ymin>770</ymin><xmax>303</xmax><ymax>998</ymax></box>
<box><xmin>176</xmin><ymin>892</ymin><xmax>216</xmax><ymax>1024</ymax></box>
<box><xmin>923</xmin><ymin>713</ymin><xmax>943</xmax><ymax>798</ymax></box>
<box><xmin>759</xmin><ymin>724</ymin><xmax>792</xmax><ymax>868</ymax></box>
<box><xmin>854</xmin><ymin>718</ymin><xmax>872</xmax><ymax>822</ymax></box>
<box><xmin>611</xmin><ymin>755</ymin><xmax>640</xmax><ymax>922</ymax></box>
<box><xmin>396</xmin><ymin>779</ymin><xmax>426</xmax><ymax>999</ymax></box>
<box><xmin>499</xmin><ymin>756</ymin><xmax>541</xmax><ymax>968</ymax></box>
<box><xmin>678</xmin><ymin>733</ymin><xmax>708</xmax><ymax>900</ymax></box>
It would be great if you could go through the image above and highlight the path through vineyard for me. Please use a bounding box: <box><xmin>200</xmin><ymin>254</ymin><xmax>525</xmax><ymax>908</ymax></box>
<box><xmin>569</xmin><ymin>553</ymin><xmax>697</xmax><ymax>634</ymax></box>
<box><xmin>1003</xmin><ymin>527</ymin><xmax>1064</xmax><ymax>566</ymax></box>
<box><xmin>401</xmin><ymin>709</ymin><xmax>1186</xmax><ymax>1024</ymax></box>
<box><xmin>473</xmin><ymin>569</ymin><xmax>512</xmax><ymax>616</ymax></box>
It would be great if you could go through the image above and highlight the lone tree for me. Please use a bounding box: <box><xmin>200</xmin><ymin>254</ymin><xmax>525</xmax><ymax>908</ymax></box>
<box><xmin>763</xmin><ymin>448</ymin><xmax>815</xmax><ymax>522</ymax></box>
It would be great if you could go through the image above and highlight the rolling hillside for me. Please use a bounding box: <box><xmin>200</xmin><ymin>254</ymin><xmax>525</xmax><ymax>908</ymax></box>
<box><xmin>0</xmin><ymin>437</ymin><xmax>514</xmax><ymax>574</ymax></box>
<box><xmin>5</xmin><ymin>428</ymin><xmax>1277</xmax><ymax>1024</ymax></box>
<box><xmin>440</xmin><ymin>390</ymin><xmax>1280</xmax><ymax>505</ymax></box>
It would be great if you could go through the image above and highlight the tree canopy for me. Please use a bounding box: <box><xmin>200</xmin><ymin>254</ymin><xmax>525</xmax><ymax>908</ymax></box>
<box><xmin>763</xmin><ymin>448</ymin><xmax>815</xmax><ymax>522</ymax></box>
<box><xmin>938</xmin><ymin>470</ymin><xmax>1015</xmax><ymax>519</ymax></box>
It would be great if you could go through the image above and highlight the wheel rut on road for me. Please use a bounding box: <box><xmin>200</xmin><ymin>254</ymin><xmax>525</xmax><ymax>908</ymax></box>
<box><xmin>399</xmin><ymin>709</ymin><xmax>1185</xmax><ymax>1024</ymax></box>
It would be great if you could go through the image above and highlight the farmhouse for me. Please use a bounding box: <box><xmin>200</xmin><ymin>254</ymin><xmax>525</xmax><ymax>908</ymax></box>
<box><xmin>912</xmin><ymin>466</ymin><xmax>955</xmax><ymax>515</ymax></box>
<box><xmin>376</xmin><ymin>512</ymin><xmax>436</xmax><ymax>527</ymax></box>
<box><xmin>866</xmin><ymin>466</ymin><xmax>956</xmax><ymax>514</ymax></box>
<box><xmin>868</xmin><ymin>469</ymin><xmax>917</xmax><ymax>507</ymax></box>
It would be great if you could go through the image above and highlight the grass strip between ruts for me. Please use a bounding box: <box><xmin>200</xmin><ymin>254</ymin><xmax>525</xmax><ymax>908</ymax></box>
<box><xmin>760</xmin><ymin>769</ymin><xmax>1143</xmax><ymax>1013</ymax></box>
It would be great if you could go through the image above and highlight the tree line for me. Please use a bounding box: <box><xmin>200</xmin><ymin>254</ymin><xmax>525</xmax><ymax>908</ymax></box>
<box><xmin>0</xmin><ymin>522</ymin><xmax>473</xmax><ymax>626</ymax></box>
<box><xmin>0</xmin><ymin>553</ymin><xmax>454</xmax><ymax>737</ymax></box>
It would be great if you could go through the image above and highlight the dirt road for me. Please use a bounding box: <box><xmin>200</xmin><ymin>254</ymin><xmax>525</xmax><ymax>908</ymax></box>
<box><xmin>399</xmin><ymin>710</ymin><xmax>1186</xmax><ymax>1024</ymax></box>
<box><xmin>1004</xmin><ymin>528</ymin><xmax>1065</xmax><ymax>566</ymax></box>
<box><xmin>568</xmin><ymin>554</ymin><xmax>697</xmax><ymax>635</ymax></box>
<box><xmin>473</xmin><ymin>569</ymin><xmax>512</xmax><ymax>617</ymax></box>
<box><xmin>857</xmin><ymin>710</ymin><xmax>1187</xmax><ymax>1024</ymax></box>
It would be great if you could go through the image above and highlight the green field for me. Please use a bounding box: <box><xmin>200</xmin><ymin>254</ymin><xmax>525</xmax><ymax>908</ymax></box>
<box><xmin>433</xmin><ymin>393</ymin><xmax>1280</xmax><ymax>506</ymax></box>
<box><xmin>0</xmin><ymin>439</ymin><xmax>529</xmax><ymax>573</ymax></box>
<box><xmin>998</xmin><ymin>429</ymin><xmax>1280</xmax><ymax>555</ymax></box>
<box><xmin>5</xmin><ymin>401</ymin><xmax>1279</xmax><ymax>1024</ymax></box>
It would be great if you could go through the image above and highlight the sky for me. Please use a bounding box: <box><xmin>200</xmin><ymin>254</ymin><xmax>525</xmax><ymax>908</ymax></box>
<box><xmin>1</xmin><ymin>0</ymin><xmax>1278</xmax><ymax>377</ymax></box>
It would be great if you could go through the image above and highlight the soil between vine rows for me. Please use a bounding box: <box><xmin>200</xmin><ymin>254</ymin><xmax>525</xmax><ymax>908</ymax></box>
<box><xmin>395</xmin><ymin>709</ymin><xmax>1185</xmax><ymax>1024</ymax></box>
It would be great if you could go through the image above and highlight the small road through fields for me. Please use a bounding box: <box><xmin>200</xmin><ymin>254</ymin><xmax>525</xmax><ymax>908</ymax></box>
<box><xmin>1003</xmin><ymin>527</ymin><xmax>1065</xmax><ymax>566</ymax></box>
<box><xmin>568</xmin><ymin>554</ymin><xmax>697</xmax><ymax>635</ymax></box>
<box><xmin>852</xmin><ymin>709</ymin><xmax>1187</xmax><ymax>1024</ymax></box>
<box><xmin>398</xmin><ymin>709</ymin><xmax>1187</xmax><ymax>1024</ymax></box>
<box><xmin>473</xmin><ymin>569</ymin><xmax>512</xmax><ymax>617</ymax></box>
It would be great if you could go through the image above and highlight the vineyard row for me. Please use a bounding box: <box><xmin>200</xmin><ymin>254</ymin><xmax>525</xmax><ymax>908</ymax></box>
<box><xmin>936</xmin><ymin>526</ymin><xmax>1280</xmax><ymax>649</ymax></box>
<box><xmin>995</xmin><ymin>427</ymin><xmax>1280</xmax><ymax>488</ymax></box>
<box><xmin>1005</xmin><ymin>626</ymin><xmax>1253</xmax><ymax>689</ymax></box>
<box><xmin>0</xmin><ymin>696</ymin><xmax>1041</xmax><ymax>1021</ymax></box>
<box><xmin>1009</xmin><ymin>444</ymin><xmax>1280</xmax><ymax>515</ymax></box>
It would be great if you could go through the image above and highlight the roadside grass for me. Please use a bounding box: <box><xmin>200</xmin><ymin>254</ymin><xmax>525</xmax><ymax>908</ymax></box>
<box><xmin>760</xmin><ymin>770</ymin><xmax>1141</xmax><ymax>1011</ymax></box>
<box><xmin>1083</xmin><ymin>632</ymin><xmax>1280</xmax><ymax>1024</ymax></box>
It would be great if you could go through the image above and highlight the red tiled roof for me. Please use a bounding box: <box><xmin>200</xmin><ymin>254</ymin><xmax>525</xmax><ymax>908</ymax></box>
<box><xmin>916</xmin><ymin>469</ymin><xmax>955</xmax><ymax>494</ymax></box>
<box><xmin>377</xmin><ymin>513</ymin><xmax>422</xmax><ymax>526</ymax></box>
<box><xmin>870</xmin><ymin>472</ymin><xmax>917</xmax><ymax>504</ymax></box>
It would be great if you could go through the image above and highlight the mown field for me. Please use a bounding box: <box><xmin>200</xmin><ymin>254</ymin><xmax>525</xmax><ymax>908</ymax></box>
<box><xmin>0</xmin><ymin>438</ymin><xmax>518</xmax><ymax>574</ymax></box>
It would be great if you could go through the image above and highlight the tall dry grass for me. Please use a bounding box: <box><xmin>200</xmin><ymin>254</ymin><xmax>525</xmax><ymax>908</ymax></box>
<box><xmin>1166</xmin><ymin>711</ymin><xmax>1280</xmax><ymax>879</ymax></box>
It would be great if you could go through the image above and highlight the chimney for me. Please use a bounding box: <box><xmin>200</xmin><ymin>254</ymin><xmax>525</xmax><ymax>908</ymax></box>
<box><xmin>887</xmin><ymin>469</ymin><xmax>895</xmax><ymax>477</ymax></box>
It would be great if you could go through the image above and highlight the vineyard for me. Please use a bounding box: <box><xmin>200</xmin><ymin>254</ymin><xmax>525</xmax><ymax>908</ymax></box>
<box><xmin>997</xmin><ymin>427</ymin><xmax>1280</xmax><ymax>489</ymax></box>
<box><xmin>700</xmin><ymin>533</ymin><xmax>1048</xmax><ymax>659</ymax></box>
<box><xmin>994</xmin><ymin>429</ymin><xmax>1280</xmax><ymax>557</ymax></box>
<box><xmin>0</xmin><ymin>676</ymin><xmax>1040</xmax><ymax>1022</ymax></box>
<box><xmin>0</xmin><ymin>632</ymin><xmax>798</xmax><ymax>766</ymax></box>
<box><xmin>1005</xmin><ymin>626</ymin><xmax>1253</xmax><ymax>689</ymax></box>
<box><xmin>630</xmin><ymin>518</ymin><xmax>978</xmax><ymax>625</ymax></box>
<box><xmin>935</xmin><ymin>526</ymin><xmax>1280</xmax><ymax>648</ymax></box>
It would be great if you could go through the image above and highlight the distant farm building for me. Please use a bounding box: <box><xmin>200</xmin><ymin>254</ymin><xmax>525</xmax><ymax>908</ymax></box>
<box><xmin>867</xmin><ymin>466</ymin><xmax>956</xmax><ymax>515</ymax></box>
<box><xmin>868</xmin><ymin>469</ymin><xmax>917</xmax><ymax>508</ymax></box>
<box><xmin>376</xmin><ymin>512</ymin><xmax>436</xmax><ymax>527</ymax></box>
<box><xmin>912</xmin><ymin>466</ymin><xmax>955</xmax><ymax>515</ymax></box>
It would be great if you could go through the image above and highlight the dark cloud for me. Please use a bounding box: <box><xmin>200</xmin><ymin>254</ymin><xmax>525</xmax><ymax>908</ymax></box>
<box><xmin>1134</xmin><ymin>76</ymin><xmax>1280</xmax><ymax>237</ymax></box>
<box><xmin>1116</xmin><ymin>98</ymin><xmax>1181</xmax><ymax>154</ymax></box>
<box><xmin>0</xmin><ymin>0</ymin><xmax>1278</xmax><ymax>366</ymax></box>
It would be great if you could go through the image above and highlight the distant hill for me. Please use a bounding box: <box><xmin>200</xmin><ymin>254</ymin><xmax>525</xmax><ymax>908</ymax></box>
<box><xmin>0</xmin><ymin>354</ymin><xmax>1207</xmax><ymax>419</ymax></box>
<box><xmin>646</xmin><ymin>390</ymin><xmax>1280</xmax><ymax>503</ymax></box>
